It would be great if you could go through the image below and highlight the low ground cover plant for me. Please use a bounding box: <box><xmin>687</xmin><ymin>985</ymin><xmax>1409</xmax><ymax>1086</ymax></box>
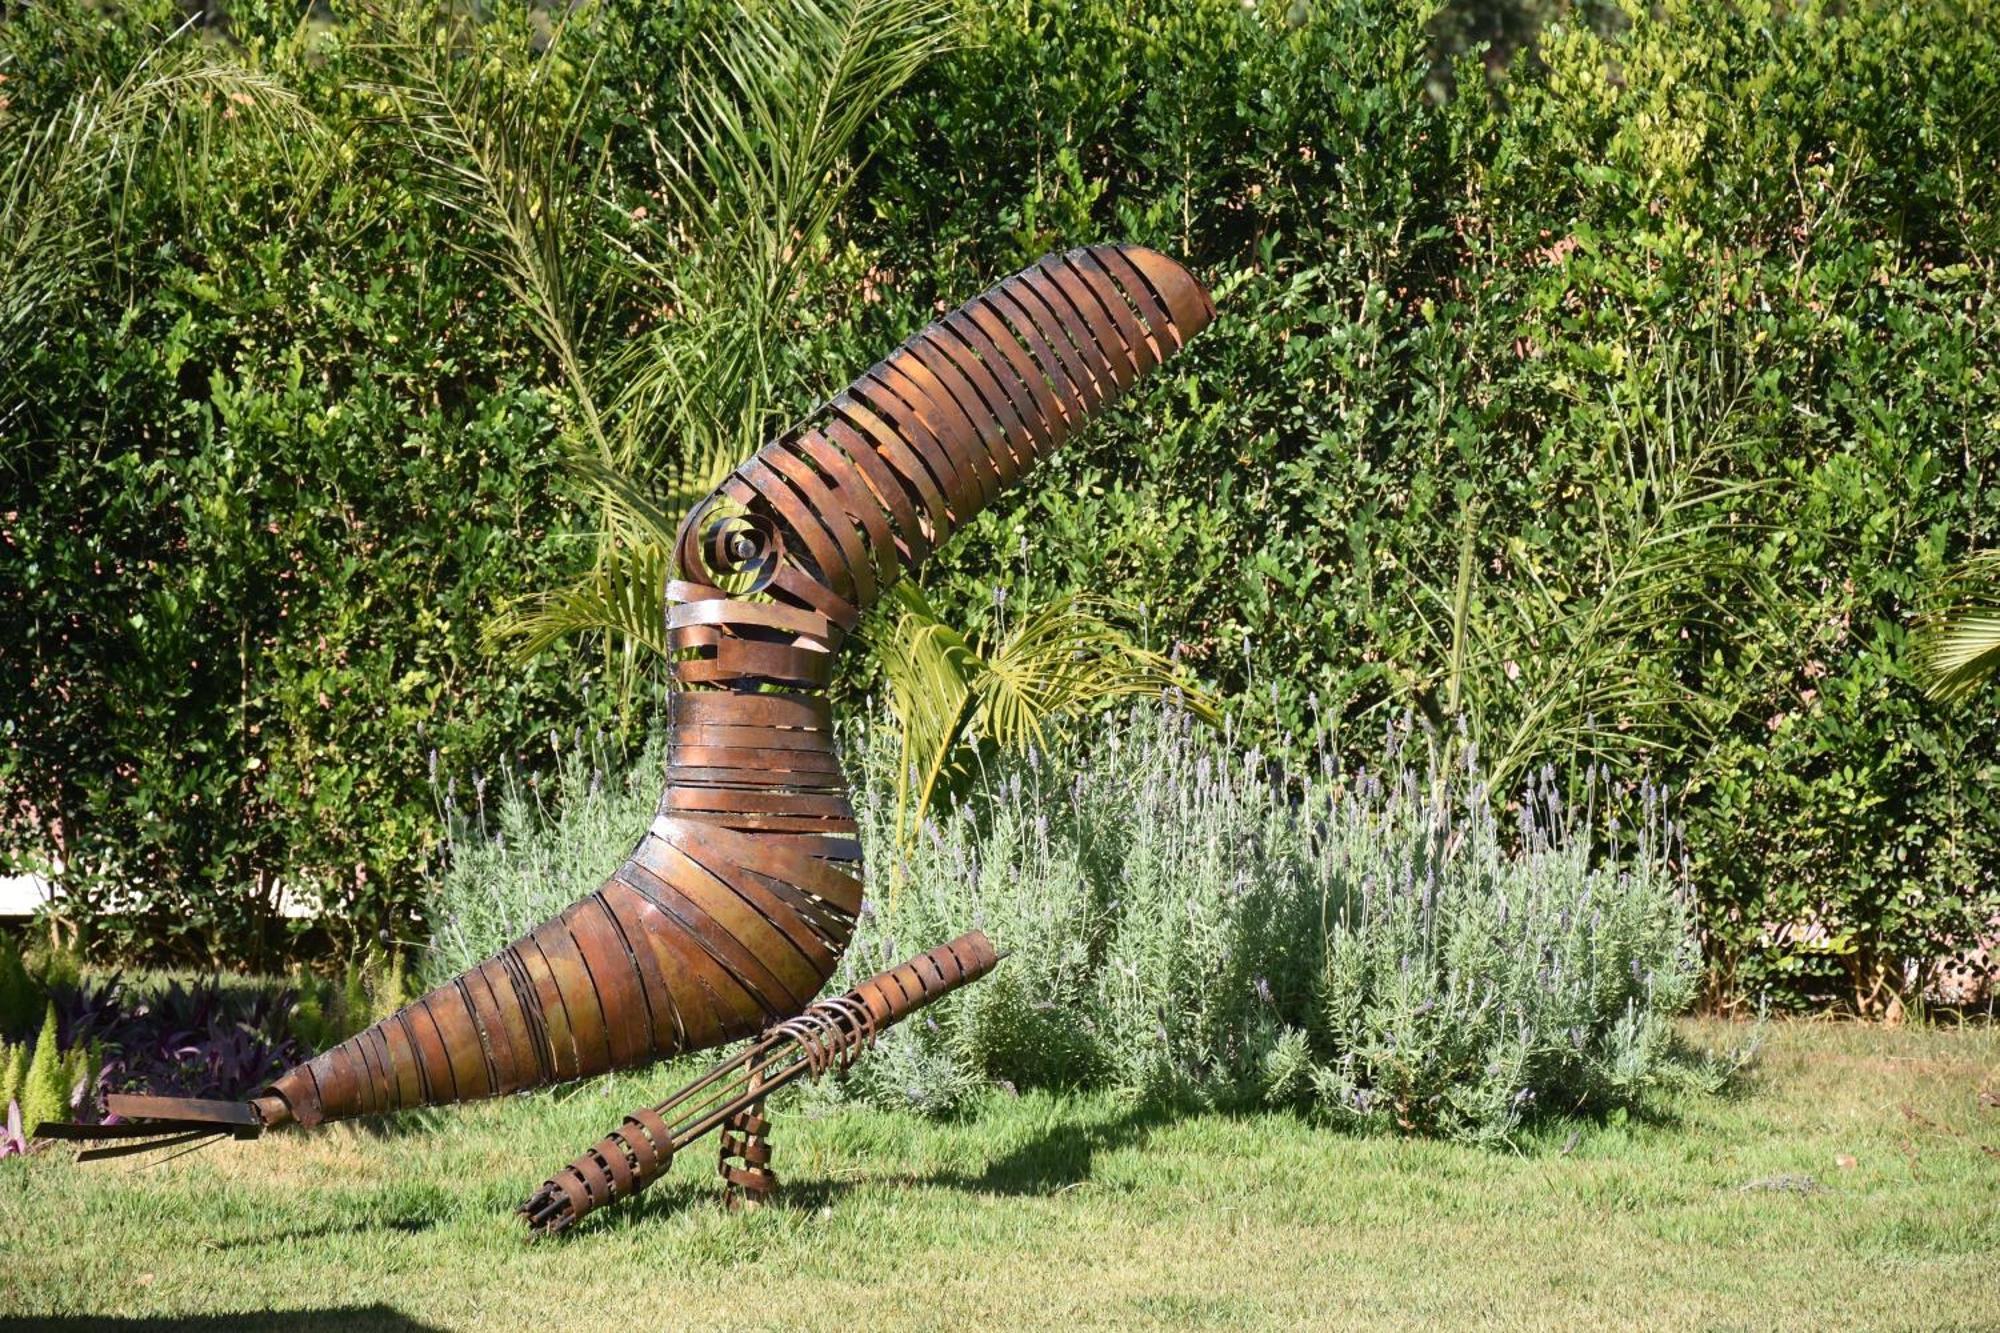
<box><xmin>0</xmin><ymin>933</ymin><xmax>318</xmax><ymax>1143</ymax></box>
<box><xmin>428</xmin><ymin>703</ymin><xmax>1701</xmax><ymax>1142</ymax></box>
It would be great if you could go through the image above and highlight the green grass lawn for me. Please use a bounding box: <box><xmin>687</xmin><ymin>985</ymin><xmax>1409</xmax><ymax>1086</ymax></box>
<box><xmin>2</xmin><ymin>1020</ymin><xmax>1995</xmax><ymax>1332</ymax></box>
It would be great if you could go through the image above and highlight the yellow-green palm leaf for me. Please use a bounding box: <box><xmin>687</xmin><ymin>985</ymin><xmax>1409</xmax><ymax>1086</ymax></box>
<box><xmin>1916</xmin><ymin>551</ymin><xmax>2000</xmax><ymax>703</ymax></box>
<box><xmin>877</xmin><ymin>584</ymin><xmax>1215</xmax><ymax>849</ymax></box>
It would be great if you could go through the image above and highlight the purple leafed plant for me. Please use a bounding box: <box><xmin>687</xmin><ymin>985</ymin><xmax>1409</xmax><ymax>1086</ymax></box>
<box><xmin>52</xmin><ymin>976</ymin><xmax>307</xmax><ymax>1119</ymax></box>
<box><xmin>0</xmin><ymin>1101</ymin><xmax>26</xmax><ymax>1159</ymax></box>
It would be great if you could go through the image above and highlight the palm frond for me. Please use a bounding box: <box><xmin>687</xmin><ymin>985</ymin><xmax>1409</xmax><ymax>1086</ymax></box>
<box><xmin>0</xmin><ymin>32</ymin><xmax>317</xmax><ymax>389</ymax></box>
<box><xmin>1915</xmin><ymin>551</ymin><xmax>2000</xmax><ymax>703</ymax></box>
<box><xmin>876</xmin><ymin>584</ymin><xmax>1215</xmax><ymax>849</ymax></box>
<box><xmin>599</xmin><ymin>312</ymin><xmax>769</xmax><ymax>494</ymax></box>
<box><xmin>972</xmin><ymin>595</ymin><xmax>1215</xmax><ymax>748</ymax></box>
<box><xmin>655</xmin><ymin>0</ymin><xmax>954</xmax><ymax>303</ymax></box>
<box><xmin>364</xmin><ymin>1</ymin><xmax>611</xmax><ymax>456</ymax></box>
<box><xmin>486</xmin><ymin>539</ymin><xmax>675</xmax><ymax>670</ymax></box>
<box><xmin>1366</xmin><ymin>331</ymin><xmax>1758</xmax><ymax>797</ymax></box>
<box><xmin>452</xmin><ymin>0</ymin><xmax>956</xmax><ymax>683</ymax></box>
<box><xmin>612</xmin><ymin>0</ymin><xmax>957</xmax><ymax>475</ymax></box>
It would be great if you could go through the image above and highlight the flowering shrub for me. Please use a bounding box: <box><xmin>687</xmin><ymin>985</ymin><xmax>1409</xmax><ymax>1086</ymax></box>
<box><xmin>828</xmin><ymin>707</ymin><xmax>1702</xmax><ymax>1141</ymax></box>
<box><xmin>431</xmin><ymin>704</ymin><xmax>1705</xmax><ymax>1142</ymax></box>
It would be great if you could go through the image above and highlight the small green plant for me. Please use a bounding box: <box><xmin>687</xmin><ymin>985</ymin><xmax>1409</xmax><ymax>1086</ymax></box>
<box><xmin>874</xmin><ymin>582</ymin><xmax>1214</xmax><ymax>853</ymax></box>
<box><xmin>0</xmin><ymin>1038</ymin><xmax>28</xmax><ymax>1112</ymax></box>
<box><xmin>17</xmin><ymin>1005</ymin><xmax>64</xmax><ymax>1136</ymax></box>
<box><xmin>1915</xmin><ymin>551</ymin><xmax>2000</xmax><ymax>703</ymax></box>
<box><xmin>290</xmin><ymin>951</ymin><xmax>413</xmax><ymax>1054</ymax></box>
<box><xmin>15</xmin><ymin>1002</ymin><xmax>95</xmax><ymax>1136</ymax></box>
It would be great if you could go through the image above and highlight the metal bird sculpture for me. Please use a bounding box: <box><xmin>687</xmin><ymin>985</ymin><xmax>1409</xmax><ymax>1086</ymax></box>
<box><xmin>42</xmin><ymin>245</ymin><xmax>1215</xmax><ymax>1218</ymax></box>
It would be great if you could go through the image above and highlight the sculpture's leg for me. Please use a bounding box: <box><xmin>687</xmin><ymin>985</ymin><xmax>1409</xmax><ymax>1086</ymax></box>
<box><xmin>523</xmin><ymin>932</ymin><xmax>1001</xmax><ymax>1235</ymax></box>
<box><xmin>718</xmin><ymin>1073</ymin><xmax>775</xmax><ymax>1209</ymax></box>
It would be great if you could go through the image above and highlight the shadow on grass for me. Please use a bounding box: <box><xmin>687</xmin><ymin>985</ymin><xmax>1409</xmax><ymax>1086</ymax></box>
<box><xmin>563</xmin><ymin>1097</ymin><xmax>1177</xmax><ymax>1236</ymax></box>
<box><xmin>938</xmin><ymin>1097</ymin><xmax>1176</xmax><ymax>1195</ymax></box>
<box><xmin>205</xmin><ymin>1214</ymin><xmax>438</xmax><ymax>1252</ymax></box>
<box><xmin>0</xmin><ymin>1308</ymin><xmax>438</xmax><ymax>1333</ymax></box>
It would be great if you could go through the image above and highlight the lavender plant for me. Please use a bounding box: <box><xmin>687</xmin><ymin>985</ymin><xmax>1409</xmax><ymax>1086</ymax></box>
<box><xmin>836</xmin><ymin>707</ymin><xmax>1701</xmax><ymax>1140</ymax></box>
<box><xmin>424</xmin><ymin>725</ymin><xmax>670</xmax><ymax>984</ymax></box>
<box><xmin>426</xmin><ymin>705</ymin><xmax>1701</xmax><ymax>1142</ymax></box>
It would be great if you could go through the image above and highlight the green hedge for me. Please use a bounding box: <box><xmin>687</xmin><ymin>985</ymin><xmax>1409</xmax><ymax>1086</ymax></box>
<box><xmin>843</xmin><ymin>0</ymin><xmax>2000</xmax><ymax>1010</ymax></box>
<box><xmin>3</xmin><ymin>0</ymin><xmax>1996</xmax><ymax>1007</ymax></box>
<box><xmin>0</xmin><ymin>0</ymin><xmax>600</xmax><ymax>963</ymax></box>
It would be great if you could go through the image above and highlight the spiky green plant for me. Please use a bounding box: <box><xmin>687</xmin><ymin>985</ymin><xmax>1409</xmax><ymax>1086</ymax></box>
<box><xmin>874</xmin><ymin>583</ymin><xmax>1214</xmax><ymax>849</ymax></box>
<box><xmin>0</xmin><ymin>1040</ymin><xmax>26</xmax><ymax>1114</ymax></box>
<box><xmin>1915</xmin><ymin>551</ymin><xmax>2000</xmax><ymax>703</ymax></box>
<box><xmin>17</xmin><ymin>1003</ymin><xmax>64</xmax><ymax>1136</ymax></box>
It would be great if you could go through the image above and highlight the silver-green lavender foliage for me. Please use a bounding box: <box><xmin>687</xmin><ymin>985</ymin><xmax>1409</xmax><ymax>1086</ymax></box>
<box><xmin>424</xmin><ymin>727</ymin><xmax>668</xmax><ymax>985</ymax></box>
<box><xmin>426</xmin><ymin>708</ymin><xmax>1699</xmax><ymax>1143</ymax></box>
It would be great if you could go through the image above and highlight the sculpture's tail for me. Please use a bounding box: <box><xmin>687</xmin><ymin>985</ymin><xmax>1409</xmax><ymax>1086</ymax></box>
<box><xmin>36</xmin><ymin>1094</ymin><xmax>272</xmax><ymax>1160</ymax></box>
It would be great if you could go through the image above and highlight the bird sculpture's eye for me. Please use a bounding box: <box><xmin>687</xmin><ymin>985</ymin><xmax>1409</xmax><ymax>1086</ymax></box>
<box><xmin>689</xmin><ymin>496</ymin><xmax>782</xmax><ymax>595</ymax></box>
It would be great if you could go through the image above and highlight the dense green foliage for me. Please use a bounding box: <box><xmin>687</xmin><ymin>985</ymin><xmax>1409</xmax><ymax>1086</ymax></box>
<box><xmin>845</xmin><ymin>0</ymin><xmax>2000</xmax><ymax>1011</ymax></box>
<box><xmin>1</xmin><ymin>1</ymin><xmax>609</xmax><ymax>963</ymax></box>
<box><xmin>4</xmin><ymin>0</ymin><xmax>1997</xmax><ymax>1008</ymax></box>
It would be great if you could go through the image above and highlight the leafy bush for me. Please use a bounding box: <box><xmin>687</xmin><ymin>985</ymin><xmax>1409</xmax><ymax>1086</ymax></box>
<box><xmin>426</xmin><ymin>703</ymin><xmax>1701</xmax><ymax>1141</ymax></box>
<box><xmin>833</xmin><ymin>707</ymin><xmax>1700</xmax><ymax>1139</ymax></box>
<box><xmin>288</xmin><ymin>950</ymin><xmax>412</xmax><ymax>1055</ymax></box>
<box><xmin>51</xmin><ymin>974</ymin><xmax>305</xmax><ymax>1109</ymax></box>
<box><xmin>846</xmin><ymin>0</ymin><xmax>2000</xmax><ymax>1010</ymax></box>
<box><xmin>0</xmin><ymin>0</ymin><xmax>612</xmax><ymax>965</ymax></box>
<box><xmin>422</xmin><ymin>719</ymin><xmax>667</xmax><ymax>986</ymax></box>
